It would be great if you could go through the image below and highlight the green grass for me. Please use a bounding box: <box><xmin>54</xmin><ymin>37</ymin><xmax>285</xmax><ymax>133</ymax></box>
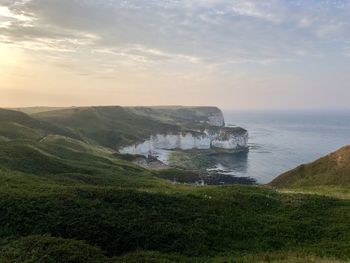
<box><xmin>33</xmin><ymin>106</ymin><xmax>181</xmax><ymax>149</ymax></box>
<box><xmin>10</xmin><ymin>106</ymin><xmax>69</xmax><ymax>115</ymax></box>
<box><xmin>270</xmin><ymin>145</ymin><xmax>350</xmax><ymax>188</ymax></box>
<box><xmin>278</xmin><ymin>186</ymin><xmax>350</xmax><ymax>200</ymax></box>
<box><xmin>114</xmin><ymin>250</ymin><xmax>348</xmax><ymax>263</ymax></box>
<box><xmin>127</xmin><ymin>106</ymin><xmax>224</xmax><ymax>127</ymax></box>
<box><xmin>32</xmin><ymin>106</ymin><xmax>227</xmax><ymax>149</ymax></box>
<box><xmin>1</xmin><ymin>107</ymin><xmax>350</xmax><ymax>262</ymax></box>
<box><xmin>167</xmin><ymin>150</ymin><xmax>214</xmax><ymax>171</ymax></box>
<box><xmin>0</xmin><ymin>108</ymin><xmax>78</xmax><ymax>141</ymax></box>
<box><xmin>2</xmin><ymin>162</ymin><xmax>350</xmax><ymax>262</ymax></box>
<box><xmin>0</xmin><ymin>235</ymin><xmax>107</xmax><ymax>263</ymax></box>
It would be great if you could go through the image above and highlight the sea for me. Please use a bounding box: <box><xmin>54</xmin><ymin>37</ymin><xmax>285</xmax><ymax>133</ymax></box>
<box><xmin>217</xmin><ymin>110</ymin><xmax>350</xmax><ymax>184</ymax></box>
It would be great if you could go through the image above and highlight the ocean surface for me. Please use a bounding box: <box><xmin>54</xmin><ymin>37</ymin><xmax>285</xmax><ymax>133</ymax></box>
<box><xmin>219</xmin><ymin>110</ymin><xmax>350</xmax><ymax>184</ymax></box>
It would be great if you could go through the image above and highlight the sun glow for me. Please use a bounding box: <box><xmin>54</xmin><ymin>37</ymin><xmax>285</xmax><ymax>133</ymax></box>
<box><xmin>0</xmin><ymin>43</ymin><xmax>26</xmax><ymax>97</ymax></box>
<box><xmin>0</xmin><ymin>44</ymin><xmax>23</xmax><ymax>69</ymax></box>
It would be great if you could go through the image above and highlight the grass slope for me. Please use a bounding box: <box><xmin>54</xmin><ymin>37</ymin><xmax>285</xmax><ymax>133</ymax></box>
<box><xmin>33</xmin><ymin>106</ymin><xmax>180</xmax><ymax>149</ymax></box>
<box><xmin>270</xmin><ymin>145</ymin><xmax>350</xmax><ymax>188</ymax></box>
<box><xmin>1</xmin><ymin>107</ymin><xmax>350</xmax><ymax>262</ymax></box>
<box><xmin>127</xmin><ymin>106</ymin><xmax>224</xmax><ymax>126</ymax></box>
<box><xmin>2</xmin><ymin>165</ymin><xmax>350</xmax><ymax>262</ymax></box>
<box><xmin>1</xmin><ymin>138</ymin><xmax>350</xmax><ymax>262</ymax></box>
<box><xmin>33</xmin><ymin>106</ymin><xmax>226</xmax><ymax>149</ymax></box>
<box><xmin>10</xmin><ymin>106</ymin><xmax>69</xmax><ymax>115</ymax></box>
<box><xmin>0</xmin><ymin>108</ymin><xmax>76</xmax><ymax>141</ymax></box>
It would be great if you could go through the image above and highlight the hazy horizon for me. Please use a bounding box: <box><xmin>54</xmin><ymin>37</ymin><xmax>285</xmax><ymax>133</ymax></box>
<box><xmin>5</xmin><ymin>105</ymin><xmax>350</xmax><ymax>112</ymax></box>
<box><xmin>1</xmin><ymin>0</ymin><xmax>350</xmax><ymax>109</ymax></box>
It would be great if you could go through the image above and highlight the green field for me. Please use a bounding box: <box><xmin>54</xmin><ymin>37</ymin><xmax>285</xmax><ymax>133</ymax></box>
<box><xmin>1</xmin><ymin>107</ymin><xmax>350</xmax><ymax>262</ymax></box>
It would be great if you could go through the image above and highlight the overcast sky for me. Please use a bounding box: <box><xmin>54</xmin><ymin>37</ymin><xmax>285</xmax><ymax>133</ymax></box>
<box><xmin>1</xmin><ymin>0</ymin><xmax>350</xmax><ymax>109</ymax></box>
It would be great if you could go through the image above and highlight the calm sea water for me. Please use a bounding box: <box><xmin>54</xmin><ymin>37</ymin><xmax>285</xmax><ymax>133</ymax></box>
<box><xmin>221</xmin><ymin>110</ymin><xmax>350</xmax><ymax>184</ymax></box>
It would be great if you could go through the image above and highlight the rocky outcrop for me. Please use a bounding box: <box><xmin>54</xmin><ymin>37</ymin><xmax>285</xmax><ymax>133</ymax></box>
<box><xmin>152</xmin><ymin>132</ymin><xmax>211</xmax><ymax>150</ymax></box>
<box><xmin>206</xmin><ymin>127</ymin><xmax>248</xmax><ymax>149</ymax></box>
<box><xmin>119</xmin><ymin>132</ymin><xmax>211</xmax><ymax>156</ymax></box>
<box><xmin>208</xmin><ymin>113</ymin><xmax>225</xmax><ymax>127</ymax></box>
<box><xmin>118</xmin><ymin>107</ymin><xmax>248</xmax><ymax>157</ymax></box>
<box><xmin>119</xmin><ymin>127</ymin><xmax>248</xmax><ymax>156</ymax></box>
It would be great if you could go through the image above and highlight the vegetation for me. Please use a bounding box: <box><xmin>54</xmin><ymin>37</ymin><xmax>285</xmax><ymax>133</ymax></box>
<box><xmin>167</xmin><ymin>150</ymin><xmax>215</xmax><ymax>171</ymax></box>
<box><xmin>0</xmin><ymin>235</ymin><xmax>107</xmax><ymax>263</ymax></box>
<box><xmin>33</xmin><ymin>106</ymin><xmax>181</xmax><ymax>149</ymax></box>
<box><xmin>114</xmin><ymin>251</ymin><xmax>348</xmax><ymax>263</ymax></box>
<box><xmin>127</xmin><ymin>106</ymin><xmax>224</xmax><ymax>127</ymax></box>
<box><xmin>0</xmin><ymin>108</ymin><xmax>76</xmax><ymax>141</ymax></box>
<box><xmin>10</xmin><ymin>107</ymin><xmax>69</xmax><ymax>115</ymax></box>
<box><xmin>1</xmin><ymin>107</ymin><xmax>350</xmax><ymax>262</ymax></box>
<box><xmin>270</xmin><ymin>145</ymin><xmax>350</xmax><ymax>188</ymax></box>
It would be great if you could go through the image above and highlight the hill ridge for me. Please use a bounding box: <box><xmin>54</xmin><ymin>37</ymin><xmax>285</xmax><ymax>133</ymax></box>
<box><xmin>270</xmin><ymin>145</ymin><xmax>350</xmax><ymax>187</ymax></box>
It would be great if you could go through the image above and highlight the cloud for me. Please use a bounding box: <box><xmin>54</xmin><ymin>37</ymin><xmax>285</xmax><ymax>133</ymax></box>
<box><xmin>1</xmin><ymin>0</ymin><xmax>350</xmax><ymax>109</ymax></box>
<box><xmin>0</xmin><ymin>5</ymin><xmax>31</xmax><ymax>22</ymax></box>
<box><xmin>0</xmin><ymin>0</ymin><xmax>349</xmax><ymax>72</ymax></box>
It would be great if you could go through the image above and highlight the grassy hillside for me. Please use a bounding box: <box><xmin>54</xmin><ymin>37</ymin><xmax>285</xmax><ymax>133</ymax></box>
<box><xmin>1</xmin><ymin>107</ymin><xmax>350</xmax><ymax>262</ymax></box>
<box><xmin>10</xmin><ymin>107</ymin><xmax>69</xmax><ymax>115</ymax></box>
<box><xmin>2</xmin><ymin>164</ymin><xmax>350</xmax><ymax>262</ymax></box>
<box><xmin>0</xmin><ymin>108</ymin><xmax>77</xmax><ymax>141</ymax></box>
<box><xmin>1</xmin><ymin>139</ymin><xmax>350</xmax><ymax>262</ymax></box>
<box><xmin>33</xmin><ymin>106</ymin><xmax>181</xmax><ymax>149</ymax></box>
<box><xmin>127</xmin><ymin>106</ymin><xmax>224</xmax><ymax>126</ymax></box>
<box><xmin>270</xmin><ymin>145</ymin><xmax>350</xmax><ymax>188</ymax></box>
<box><xmin>32</xmin><ymin>106</ymin><xmax>227</xmax><ymax>149</ymax></box>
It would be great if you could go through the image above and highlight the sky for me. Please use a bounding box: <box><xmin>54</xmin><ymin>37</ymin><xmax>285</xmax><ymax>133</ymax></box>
<box><xmin>0</xmin><ymin>0</ymin><xmax>350</xmax><ymax>110</ymax></box>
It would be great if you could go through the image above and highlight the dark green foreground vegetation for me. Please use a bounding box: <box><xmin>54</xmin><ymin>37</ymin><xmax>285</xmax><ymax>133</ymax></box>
<box><xmin>2</xmin><ymin>162</ymin><xmax>350</xmax><ymax>262</ymax></box>
<box><xmin>1</xmin><ymin>107</ymin><xmax>350</xmax><ymax>262</ymax></box>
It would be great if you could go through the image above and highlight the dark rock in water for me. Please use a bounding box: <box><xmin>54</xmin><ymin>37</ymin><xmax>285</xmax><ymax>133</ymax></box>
<box><xmin>194</xmin><ymin>168</ymin><xmax>256</xmax><ymax>185</ymax></box>
<box><xmin>202</xmin><ymin>173</ymin><xmax>256</xmax><ymax>185</ymax></box>
<box><xmin>155</xmin><ymin>168</ymin><xmax>256</xmax><ymax>186</ymax></box>
<box><xmin>118</xmin><ymin>148</ymin><xmax>255</xmax><ymax>185</ymax></box>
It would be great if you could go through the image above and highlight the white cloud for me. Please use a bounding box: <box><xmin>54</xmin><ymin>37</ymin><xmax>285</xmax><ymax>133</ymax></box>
<box><xmin>0</xmin><ymin>0</ymin><xmax>350</xmax><ymax>71</ymax></box>
<box><xmin>0</xmin><ymin>5</ymin><xmax>31</xmax><ymax>22</ymax></box>
<box><xmin>1</xmin><ymin>0</ymin><xmax>350</xmax><ymax>109</ymax></box>
<box><xmin>230</xmin><ymin>2</ymin><xmax>281</xmax><ymax>23</ymax></box>
<box><xmin>316</xmin><ymin>21</ymin><xmax>349</xmax><ymax>38</ymax></box>
<box><xmin>0</xmin><ymin>4</ymin><xmax>34</xmax><ymax>29</ymax></box>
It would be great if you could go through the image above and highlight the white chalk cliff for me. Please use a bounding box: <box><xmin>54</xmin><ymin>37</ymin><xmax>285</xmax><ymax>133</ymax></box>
<box><xmin>119</xmin><ymin>109</ymin><xmax>248</xmax><ymax>156</ymax></box>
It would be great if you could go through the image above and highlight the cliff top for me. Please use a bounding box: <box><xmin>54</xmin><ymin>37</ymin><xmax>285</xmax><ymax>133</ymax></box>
<box><xmin>3</xmin><ymin>106</ymin><xmax>229</xmax><ymax>149</ymax></box>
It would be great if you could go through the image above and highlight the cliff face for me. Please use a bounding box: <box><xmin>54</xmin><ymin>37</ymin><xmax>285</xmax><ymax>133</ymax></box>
<box><xmin>119</xmin><ymin>133</ymin><xmax>211</xmax><ymax>156</ymax></box>
<box><xmin>208</xmin><ymin>127</ymin><xmax>248</xmax><ymax>149</ymax></box>
<box><xmin>119</xmin><ymin>127</ymin><xmax>248</xmax><ymax>156</ymax></box>
<box><xmin>117</xmin><ymin>107</ymin><xmax>248</xmax><ymax>156</ymax></box>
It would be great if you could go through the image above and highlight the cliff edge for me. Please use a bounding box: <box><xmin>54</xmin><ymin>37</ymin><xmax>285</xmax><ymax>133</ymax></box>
<box><xmin>119</xmin><ymin>107</ymin><xmax>248</xmax><ymax>156</ymax></box>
